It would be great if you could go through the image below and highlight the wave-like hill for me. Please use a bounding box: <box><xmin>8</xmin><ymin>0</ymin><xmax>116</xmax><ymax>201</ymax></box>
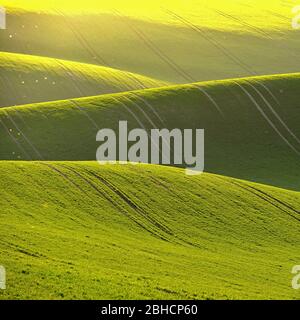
<box><xmin>1</xmin><ymin>73</ymin><xmax>299</xmax><ymax>190</ymax></box>
<box><xmin>1</xmin><ymin>6</ymin><xmax>300</xmax><ymax>84</ymax></box>
<box><xmin>0</xmin><ymin>161</ymin><xmax>299</xmax><ymax>299</ymax></box>
<box><xmin>0</xmin><ymin>52</ymin><xmax>167</xmax><ymax>107</ymax></box>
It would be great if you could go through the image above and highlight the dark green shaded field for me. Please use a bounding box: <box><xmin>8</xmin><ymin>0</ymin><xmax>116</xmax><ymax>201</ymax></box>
<box><xmin>1</xmin><ymin>73</ymin><xmax>299</xmax><ymax>190</ymax></box>
<box><xmin>0</xmin><ymin>51</ymin><xmax>167</xmax><ymax>107</ymax></box>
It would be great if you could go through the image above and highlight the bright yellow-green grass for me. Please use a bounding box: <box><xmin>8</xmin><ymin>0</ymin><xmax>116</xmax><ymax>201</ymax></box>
<box><xmin>2</xmin><ymin>0</ymin><xmax>297</xmax><ymax>32</ymax></box>
<box><xmin>0</xmin><ymin>161</ymin><xmax>299</xmax><ymax>299</ymax></box>
<box><xmin>1</xmin><ymin>73</ymin><xmax>299</xmax><ymax>190</ymax></box>
<box><xmin>0</xmin><ymin>52</ymin><xmax>167</xmax><ymax>107</ymax></box>
<box><xmin>1</xmin><ymin>1</ymin><xmax>300</xmax><ymax>84</ymax></box>
<box><xmin>1</xmin><ymin>0</ymin><xmax>299</xmax><ymax>301</ymax></box>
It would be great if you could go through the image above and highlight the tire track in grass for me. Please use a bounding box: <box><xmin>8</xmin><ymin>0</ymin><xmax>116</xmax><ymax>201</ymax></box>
<box><xmin>87</xmin><ymin>167</ymin><xmax>207</xmax><ymax>249</ymax></box>
<box><xmin>163</xmin><ymin>8</ymin><xmax>256</xmax><ymax>75</ymax></box>
<box><xmin>112</xmin><ymin>9</ymin><xmax>192</xmax><ymax>83</ymax></box>
<box><xmin>122</xmin><ymin>95</ymin><xmax>160</xmax><ymax>129</ymax></box>
<box><xmin>129</xmin><ymin>92</ymin><xmax>166</xmax><ymax>127</ymax></box>
<box><xmin>39</xmin><ymin>162</ymin><xmax>146</xmax><ymax>226</ymax></box>
<box><xmin>58</xmin><ymin>163</ymin><xmax>173</xmax><ymax>242</ymax></box>
<box><xmin>237</xmin><ymin>183</ymin><xmax>300</xmax><ymax>224</ymax></box>
<box><xmin>212</xmin><ymin>175</ymin><xmax>299</xmax><ymax>239</ymax></box>
<box><xmin>162</xmin><ymin>7</ymin><xmax>289</xmax><ymax>125</ymax></box>
<box><xmin>113</xmin><ymin>9</ymin><xmax>223</xmax><ymax>116</ymax></box>
<box><xmin>230</xmin><ymin>179</ymin><xmax>300</xmax><ymax>224</ymax></box>
<box><xmin>265</xmin><ymin>10</ymin><xmax>291</xmax><ymax>23</ymax></box>
<box><xmin>54</xmin><ymin>59</ymin><xmax>92</xmax><ymax>98</ymax></box>
<box><xmin>165</xmin><ymin>7</ymin><xmax>285</xmax><ymax>122</ymax></box>
<box><xmin>254</xmin><ymin>80</ymin><xmax>280</xmax><ymax>106</ymax></box>
<box><xmin>39</xmin><ymin>162</ymin><xmax>99</xmax><ymax>204</ymax></box>
<box><xmin>0</xmin><ymin>239</ymin><xmax>43</xmax><ymax>258</ymax></box>
<box><xmin>11</xmin><ymin>163</ymin><xmax>94</xmax><ymax>228</ymax></box>
<box><xmin>85</xmin><ymin>169</ymin><xmax>175</xmax><ymax>237</ymax></box>
<box><xmin>192</xmin><ymin>176</ymin><xmax>278</xmax><ymax>241</ymax></box>
<box><xmin>241</xmin><ymin>183</ymin><xmax>300</xmax><ymax>216</ymax></box>
<box><xmin>213</xmin><ymin>8</ymin><xmax>273</xmax><ymax>39</ymax></box>
<box><xmin>69</xmin><ymin>99</ymin><xmax>99</xmax><ymax>130</ymax></box>
<box><xmin>53</xmin><ymin>9</ymin><xmax>108</xmax><ymax>66</ymax></box>
<box><xmin>10</xmin><ymin>163</ymin><xmax>105</xmax><ymax>230</ymax></box>
<box><xmin>246</xmin><ymin>80</ymin><xmax>300</xmax><ymax>146</ymax></box>
<box><xmin>93</xmin><ymin>94</ymin><xmax>171</xmax><ymax>168</ymax></box>
<box><xmin>146</xmin><ymin>174</ymin><xmax>231</xmax><ymax>247</ymax></box>
<box><xmin>233</xmin><ymin>81</ymin><xmax>300</xmax><ymax>156</ymax></box>
<box><xmin>54</xmin><ymin>9</ymin><xmax>149</xmax><ymax>92</ymax></box>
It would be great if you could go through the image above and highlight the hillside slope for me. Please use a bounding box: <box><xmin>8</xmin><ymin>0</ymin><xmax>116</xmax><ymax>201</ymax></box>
<box><xmin>1</xmin><ymin>3</ymin><xmax>300</xmax><ymax>83</ymax></box>
<box><xmin>0</xmin><ymin>52</ymin><xmax>167</xmax><ymax>107</ymax></box>
<box><xmin>0</xmin><ymin>73</ymin><xmax>299</xmax><ymax>190</ymax></box>
<box><xmin>0</xmin><ymin>161</ymin><xmax>299</xmax><ymax>299</ymax></box>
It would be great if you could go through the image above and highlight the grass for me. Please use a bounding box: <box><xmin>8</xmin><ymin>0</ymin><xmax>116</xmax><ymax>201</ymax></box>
<box><xmin>0</xmin><ymin>161</ymin><xmax>299</xmax><ymax>299</ymax></box>
<box><xmin>2</xmin><ymin>0</ymin><xmax>296</xmax><ymax>32</ymax></box>
<box><xmin>0</xmin><ymin>52</ymin><xmax>167</xmax><ymax>107</ymax></box>
<box><xmin>0</xmin><ymin>0</ymin><xmax>299</xmax><ymax>301</ymax></box>
<box><xmin>0</xmin><ymin>73</ymin><xmax>299</xmax><ymax>190</ymax></box>
<box><xmin>1</xmin><ymin>2</ymin><xmax>300</xmax><ymax>84</ymax></box>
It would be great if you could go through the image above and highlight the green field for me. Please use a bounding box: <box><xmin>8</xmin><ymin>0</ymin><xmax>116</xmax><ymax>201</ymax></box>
<box><xmin>0</xmin><ymin>162</ymin><xmax>299</xmax><ymax>299</ymax></box>
<box><xmin>0</xmin><ymin>0</ymin><xmax>299</xmax><ymax>300</ymax></box>
<box><xmin>1</xmin><ymin>1</ymin><xmax>300</xmax><ymax>86</ymax></box>
<box><xmin>1</xmin><ymin>73</ymin><xmax>299</xmax><ymax>190</ymax></box>
<box><xmin>0</xmin><ymin>51</ymin><xmax>167</xmax><ymax>107</ymax></box>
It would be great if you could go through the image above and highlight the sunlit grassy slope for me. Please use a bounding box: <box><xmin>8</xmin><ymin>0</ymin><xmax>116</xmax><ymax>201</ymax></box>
<box><xmin>2</xmin><ymin>0</ymin><xmax>296</xmax><ymax>32</ymax></box>
<box><xmin>1</xmin><ymin>73</ymin><xmax>299</xmax><ymax>190</ymax></box>
<box><xmin>0</xmin><ymin>161</ymin><xmax>299</xmax><ymax>299</ymax></box>
<box><xmin>1</xmin><ymin>1</ymin><xmax>299</xmax><ymax>301</ymax></box>
<box><xmin>0</xmin><ymin>52</ymin><xmax>167</xmax><ymax>107</ymax></box>
<box><xmin>1</xmin><ymin>1</ymin><xmax>300</xmax><ymax>83</ymax></box>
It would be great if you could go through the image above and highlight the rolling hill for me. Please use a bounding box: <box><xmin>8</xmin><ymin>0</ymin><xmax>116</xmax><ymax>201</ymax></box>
<box><xmin>0</xmin><ymin>52</ymin><xmax>167</xmax><ymax>107</ymax></box>
<box><xmin>0</xmin><ymin>0</ymin><xmax>299</xmax><ymax>302</ymax></box>
<box><xmin>0</xmin><ymin>161</ymin><xmax>299</xmax><ymax>299</ymax></box>
<box><xmin>0</xmin><ymin>73</ymin><xmax>299</xmax><ymax>190</ymax></box>
<box><xmin>1</xmin><ymin>2</ymin><xmax>300</xmax><ymax>83</ymax></box>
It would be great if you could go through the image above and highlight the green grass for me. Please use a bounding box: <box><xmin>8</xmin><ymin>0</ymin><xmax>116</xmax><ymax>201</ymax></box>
<box><xmin>0</xmin><ymin>52</ymin><xmax>167</xmax><ymax>107</ymax></box>
<box><xmin>2</xmin><ymin>0</ymin><xmax>293</xmax><ymax>32</ymax></box>
<box><xmin>1</xmin><ymin>73</ymin><xmax>299</xmax><ymax>190</ymax></box>
<box><xmin>1</xmin><ymin>1</ymin><xmax>299</xmax><ymax>301</ymax></box>
<box><xmin>0</xmin><ymin>161</ymin><xmax>299</xmax><ymax>299</ymax></box>
<box><xmin>1</xmin><ymin>3</ymin><xmax>300</xmax><ymax>84</ymax></box>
